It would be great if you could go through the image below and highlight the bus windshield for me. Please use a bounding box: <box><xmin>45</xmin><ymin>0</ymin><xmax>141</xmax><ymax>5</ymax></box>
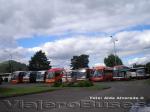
<box><xmin>93</xmin><ymin>70</ymin><xmax>103</xmax><ymax>77</ymax></box>
<box><xmin>12</xmin><ymin>74</ymin><xmax>17</xmax><ymax>80</ymax></box>
<box><xmin>130</xmin><ymin>69</ymin><xmax>136</xmax><ymax>72</ymax></box>
<box><xmin>136</xmin><ymin>69</ymin><xmax>145</xmax><ymax>75</ymax></box>
<box><xmin>12</xmin><ymin>72</ymin><xmax>19</xmax><ymax>80</ymax></box>
<box><xmin>47</xmin><ymin>71</ymin><xmax>62</xmax><ymax>79</ymax></box>
<box><xmin>36</xmin><ymin>72</ymin><xmax>43</xmax><ymax>79</ymax></box>
<box><xmin>47</xmin><ymin>72</ymin><xmax>55</xmax><ymax>79</ymax></box>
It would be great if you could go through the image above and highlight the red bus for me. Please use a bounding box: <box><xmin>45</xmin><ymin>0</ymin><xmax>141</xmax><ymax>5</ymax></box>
<box><xmin>90</xmin><ymin>66</ymin><xmax>113</xmax><ymax>82</ymax></box>
<box><xmin>45</xmin><ymin>68</ymin><xmax>65</xmax><ymax>83</ymax></box>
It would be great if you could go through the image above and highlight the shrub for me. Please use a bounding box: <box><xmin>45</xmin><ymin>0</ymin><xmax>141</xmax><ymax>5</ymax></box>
<box><xmin>52</xmin><ymin>81</ymin><xmax>62</xmax><ymax>87</ymax></box>
<box><xmin>62</xmin><ymin>82</ymin><xmax>75</xmax><ymax>87</ymax></box>
<box><xmin>53</xmin><ymin>80</ymin><xmax>94</xmax><ymax>87</ymax></box>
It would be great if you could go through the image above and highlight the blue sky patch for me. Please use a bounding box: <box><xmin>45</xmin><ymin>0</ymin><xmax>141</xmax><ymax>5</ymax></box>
<box><xmin>118</xmin><ymin>24</ymin><xmax>150</xmax><ymax>33</ymax></box>
<box><xmin>17</xmin><ymin>31</ymin><xmax>107</xmax><ymax>48</ymax></box>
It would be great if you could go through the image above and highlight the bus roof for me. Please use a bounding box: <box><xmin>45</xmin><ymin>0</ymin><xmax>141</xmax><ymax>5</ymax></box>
<box><xmin>94</xmin><ymin>66</ymin><xmax>112</xmax><ymax>70</ymax></box>
<box><xmin>114</xmin><ymin>65</ymin><xmax>130</xmax><ymax>70</ymax></box>
<box><xmin>48</xmin><ymin>68</ymin><xmax>64</xmax><ymax>72</ymax></box>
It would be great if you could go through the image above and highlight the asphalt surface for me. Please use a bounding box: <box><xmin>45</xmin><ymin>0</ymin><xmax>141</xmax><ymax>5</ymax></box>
<box><xmin>0</xmin><ymin>80</ymin><xmax>150</xmax><ymax>112</ymax></box>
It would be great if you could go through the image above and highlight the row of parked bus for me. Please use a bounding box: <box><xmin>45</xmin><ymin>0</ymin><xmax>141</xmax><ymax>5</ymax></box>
<box><xmin>11</xmin><ymin>71</ymin><xmax>46</xmax><ymax>84</ymax></box>
<box><xmin>9</xmin><ymin>65</ymin><xmax>150</xmax><ymax>84</ymax></box>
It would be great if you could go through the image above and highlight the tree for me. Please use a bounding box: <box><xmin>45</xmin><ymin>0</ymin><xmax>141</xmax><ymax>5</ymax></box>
<box><xmin>0</xmin><ymin>60</ymin><xmax>27</xmax><ymax>73</ymax></box>
<box><xmin>104</xmin><ymin>54</ymin><xmax>123</xmax><ymax>67</ymax></box>
<box><xmin>146</xmin><ymin>62</ymin><xmax>150</xmax><ymax>74</ymax></box>
<box><xmin>28</xmin><ymin>50</ymin><xmax>51</xmax><ymax>71</ymax></box>
<box><xmin>133</xmin><ymin>63</ymin><xmax>145</xmax><ymax>68</ymax></box>
<box><xmin>71</xmin><ymin>54</ymin><xmax>89</xmax><ymax>69</ymax></box>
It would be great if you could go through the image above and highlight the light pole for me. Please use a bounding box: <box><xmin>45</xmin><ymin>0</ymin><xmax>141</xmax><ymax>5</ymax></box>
<box><xmin>110</xmin><ymin>36</ymin><xmax>118</xmax><ymax>66</ymax></box>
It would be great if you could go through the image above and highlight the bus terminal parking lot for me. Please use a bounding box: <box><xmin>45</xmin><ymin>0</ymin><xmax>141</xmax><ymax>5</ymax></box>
<box><xmin>0</xmin><ymin>79</ymin><xmax>150</xmax><ymax>112</ymax></box>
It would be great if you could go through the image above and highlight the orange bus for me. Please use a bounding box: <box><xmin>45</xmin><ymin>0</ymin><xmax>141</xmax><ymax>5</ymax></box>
<box><xmin>45</xmin><ymin>68</ymin><xmax>65</xmax><ymax>83</ymax></box>
<box><xmin>90</xmin><ymin>66</ymin><xmax>113</xmax><ymax>82</ymax></box>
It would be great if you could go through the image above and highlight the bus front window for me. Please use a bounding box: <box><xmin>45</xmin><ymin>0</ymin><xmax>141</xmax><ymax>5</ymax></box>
<box><xmin>136</xmin><ymin>69</ymin><xmax>145</xmax><ymax>75</ymax></box>
<box><xmin>36</xmin><ymin>72</ymin><xmax>43</xmax><ymax>79</ymax></box>
<box><xmin>93</xmin><ymin>70</ymin><xmax>103</xmax><ymax>77</ymax></box>
<box><xmin>47</xmin><ymin>72</ymin><xmax>55</xmax><ymax>79</ymax></box>
<box><xmin>12</xmin><ymin>75</ymin><xmax>17</xmax><ymax>80</ymax></box>
<box><xmin>12</xmin><ymin>72</ymin><xmax>18</xmax><ymax>80</ymax></box>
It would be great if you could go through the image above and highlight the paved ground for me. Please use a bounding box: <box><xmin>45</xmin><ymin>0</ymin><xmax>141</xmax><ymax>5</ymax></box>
<box><xmin>0</xmin><ymin>80</ymin><xmax>150</xmax><ymax>112</ymax></box>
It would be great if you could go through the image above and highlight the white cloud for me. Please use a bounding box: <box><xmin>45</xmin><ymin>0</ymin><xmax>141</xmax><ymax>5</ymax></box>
<box><xmin>128</xmin><ymin>56</ymin><xmax>150</xmax><ymax>65</ymax></box>
<box><xmin>115</xmin><ymin>30</ymin><xmax>150</xmax><ymax>57</ymax></box>
<box><xmin>28</xmin><ymin>29</ymin><xmax>150</xmax><ymax>67</ymax></box>
<box><xmin>0</xmin><ymin>0</ymin><xmax>150</xmax><ymax>67</ymax></box>
<box><xmin>0</xmin><ymin>0</ymin><xmax>150</xmax><ymax>41</ymax></box>
<box><xmin>28</xmin><ymin>36</ymin><xmax>112</xmax><ymax>67</ymax></box>
<box><xmin>1</xmin><ymin>29</ymin><xmax>150</xmax><ymax>67</ymax></box>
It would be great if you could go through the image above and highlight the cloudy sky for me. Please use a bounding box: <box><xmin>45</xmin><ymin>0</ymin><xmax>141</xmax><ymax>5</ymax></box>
<box><xmin>0</xmin><ymin>0</ymin><xmax>150</xmax><ymax>68</ymax></box>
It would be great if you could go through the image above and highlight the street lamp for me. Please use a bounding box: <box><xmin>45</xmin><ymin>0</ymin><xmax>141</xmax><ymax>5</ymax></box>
<box><xmin>110</xmin><ymin>36</ymin><xmax>118</xmax><ymax>66</ymax></box>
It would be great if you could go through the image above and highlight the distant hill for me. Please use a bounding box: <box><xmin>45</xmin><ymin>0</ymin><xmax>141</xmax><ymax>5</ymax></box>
<box><xmin>0</xmin><ymin>60</ymin><xmax>28</xmax><ymax>73</ymax></box>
